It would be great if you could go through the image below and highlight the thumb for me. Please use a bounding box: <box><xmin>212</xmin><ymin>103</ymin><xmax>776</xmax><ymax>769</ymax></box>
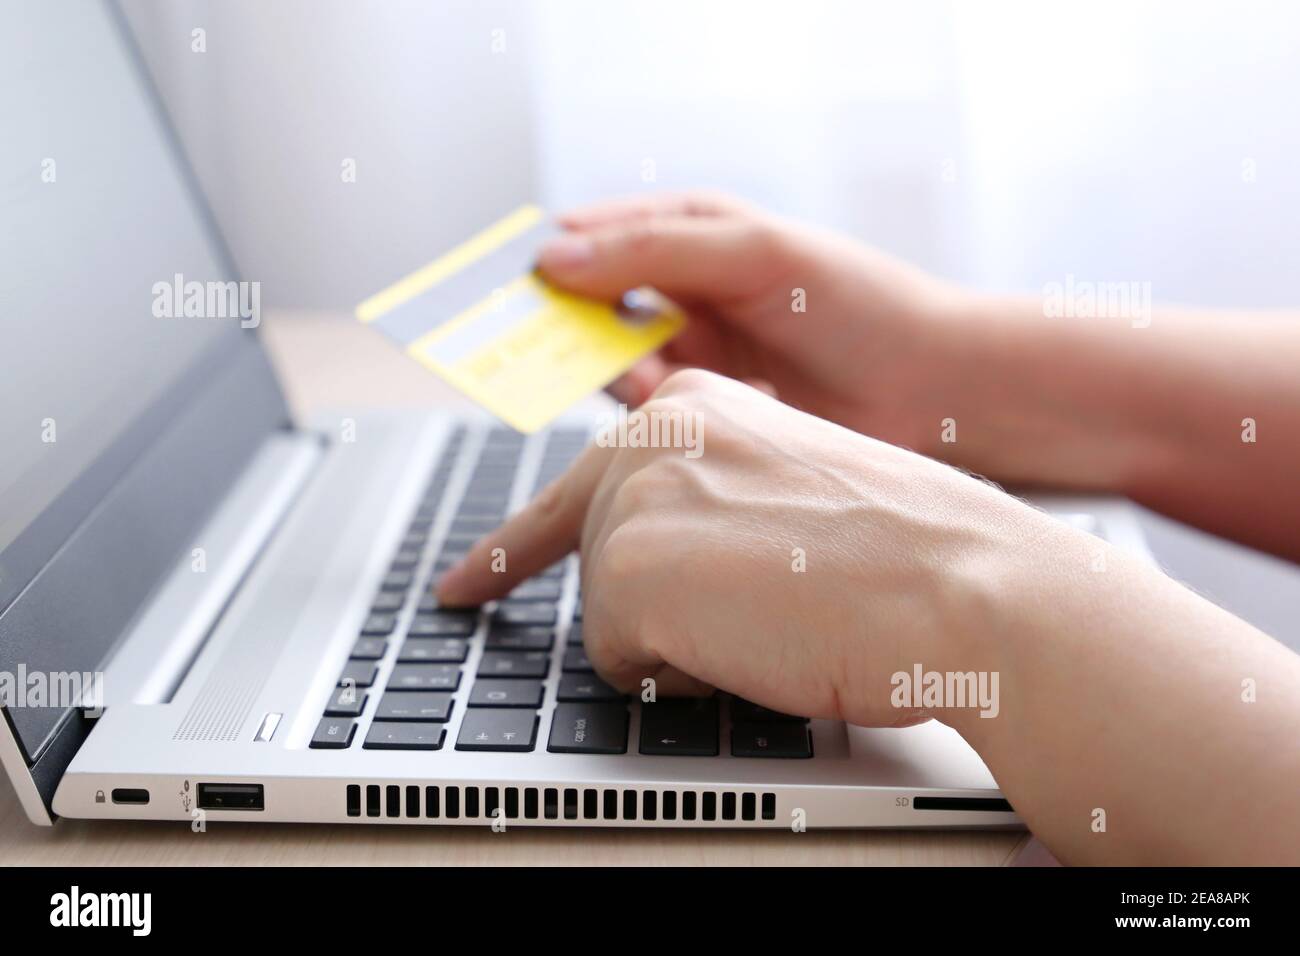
<box><xmin>536</xmin><ymin>215</ymin><xmax>786</xmax><ymax>304</ymax></box>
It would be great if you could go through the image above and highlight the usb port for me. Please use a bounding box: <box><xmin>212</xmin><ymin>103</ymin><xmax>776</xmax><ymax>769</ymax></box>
<box><xmin>196</xmin><ymin>783</ymin><xmax>265</xmax><ymax>811</ymax></box>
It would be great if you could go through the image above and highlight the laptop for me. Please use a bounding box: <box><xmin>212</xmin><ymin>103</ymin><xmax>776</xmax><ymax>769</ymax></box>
<box><xmin>0</xmin><ymin>1</ymin><xmax>1155</xmax><ymax>830</ymax></box>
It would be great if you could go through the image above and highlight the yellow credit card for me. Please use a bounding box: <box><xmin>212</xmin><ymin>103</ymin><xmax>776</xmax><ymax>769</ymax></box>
<box><xmin>355</xmin><ymin>204</ymin><xmax>684</xmax><ymax>432</ymax></box>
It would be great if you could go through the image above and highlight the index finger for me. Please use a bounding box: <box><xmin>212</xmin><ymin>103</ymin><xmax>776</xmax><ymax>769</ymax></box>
<box><xmin>435</xmin><ymin>441</ymin><xmax>612</xmax><ymax>607</ymax></box>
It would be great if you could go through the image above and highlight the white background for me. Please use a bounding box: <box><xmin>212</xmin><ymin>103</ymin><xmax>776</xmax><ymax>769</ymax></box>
<box><xmin>126</xmin><ymin>0</ymin><xmax>1299</xmax><ymax>310</ymax></box>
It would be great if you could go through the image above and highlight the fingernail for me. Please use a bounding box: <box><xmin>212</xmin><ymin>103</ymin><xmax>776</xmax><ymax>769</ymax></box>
<box><xmin>538</xmin><ymin>233</ymin><xmax>594</xmax><ymax>270</ymax></box>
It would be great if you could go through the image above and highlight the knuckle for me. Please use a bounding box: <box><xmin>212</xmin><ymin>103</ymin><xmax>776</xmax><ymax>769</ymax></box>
<box><xmin>609</xmin><ymin>470</ymin><xmax>659</xmax><ymax>517</ymax></box>
<box><xmin>586</xmin><ymin>525</ymin><xmax>672</xmax><ymax>663</ymax></box>
<box><xmin>589</xmin><ymin>523</ymin><xmax>651</xmax><ymax>597</ymax></box>
<box><xmin>651</xmin><ymin>366</ymin><xmax>723</xmax><ymax>401</ymax></box>
<box><xmin>578</xmin><ymin>615</ymin><xmax>628</xmax><ymax>686</ymax></box>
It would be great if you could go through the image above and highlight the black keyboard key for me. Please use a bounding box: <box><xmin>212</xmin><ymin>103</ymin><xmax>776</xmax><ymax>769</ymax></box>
<box><xmin>458</xmin><ymin>483</ymin><xmax>509</xmax><ymax>499</ymax></box>
<box><xmin>539</xmin><ymin>449</ymin><xmax>574</xmax><ymax>465</ymax></box>
<box><xmin>639</xmin><ymin>698</ymin><xmax>719</xmax><ymax>756</ymax></box>
<box><xmin>458</xmin><ymin>496</ymin><xmax>508</xmax><ymax>515</ymax></box>
<box><xmin>556</xmin><ymin>672</ymin><xmax>623</xmax><ymax>702</ymax></box>
<box><xmin>450</xmin><ymin>516</ymin><xmax>500</xmax><ymax>535</ymax></box>
<box><xmin>455</xmin><ymin>710</ymin><xmax>538</xmax><ymax>752</ymax></box>
<box><xmin>469</xmin><ymin>465</ymin><xmax>513</xmax><ymax>480</ymax></box>
<box><xmin>364</xmin><ymin>722</ymin><xmax>446</xmax><ymax>750</ymax></box>
<box><xmin>477</xmin><ymin>650</ymin><xmax>549</xmax><ymax>679</ymax></box>
<box><xmin>398</xmin><ymin>638</ymin><xmax>469</xmax><ymax>663</ymax></box>
<box><xmin>376</xmin><ymin>691</ymin><xmax>453</xmax><ymax>722</ymax></box>
<box><xmin>730</xmin><ymin>722</ymin><xmax>813</xmax><ymax>758</ymax></box>
<box><xmin>432</xmin><ymin>556</ymin><xmax>462</xmax><ymax>575</ymax></box>
<box><xmin>351</xmin><ymin>638</ymin><xmax>388</xmax><ymax>660</ymax></box>
<box><xmin>387</xmin><ymin>664</ymin><xmax>461</xmax><ymax>691</ymax></box>
<box><xmin>468</xmin><ymin>679</ymin><xmax>544</xmax><ymax>708</ymax></box>
<box><xmin>484</xmin><ymin>625</ymin><xmax>553</xmax><ymax>651</ymax></box>
<box><xmin>310</xmin><ymin>717</ymin><xmax>356</xmax><ymax>749</ymax></box>
<box><xmin>567</xmin><ymin>622</ymin><xmax>584</xmax><ymax>646</ymax></box>
<box><xmin>407</xmin><ymin>612</ymin><xmax>477</xmax><ymax>637</ymax></box>
<box><xmin>547</xmin><ymin>427</ymin><xmax>588</xmax><ymax>443</ymax></box>
<box><xmin>437</xmin><ymin>533</ymin><xmax>473</xmax><ymax>550</ymax></box>
<box><xmin>337</xmin><ymin>661</ymin><xmax>378</xmax><ymax>688</ymax></box>
<box><xmin>561</xmin><ymin>646</ymin><xmax>593</xmax><ymax>673</ymax></box>
<box><xmin>731</xmin><ymin>699</ymin><xmax>810</xmax><ymax>723</ymax></box>
<box><xmin>455</xmin><ymin>510</ymin><xmax>507</xmax><ymax>528</ymax></box>
<box><xmin>370</xmin><ymin>591</ymin><xmax>405</xmax><ymax>613</ymax></box>
<box><xmin>466</xmin><ymin>486</ymin><xmax>511</xmax><ymax>502</ymax></box>
<box><xmin>432</xmin><ymin>596</ymin><xmax>481</xmax><ymax>613</ymax></box>
<box><xmin>441</xmin><ymin>532</ymin><xmax>481</xmax><ymax>551</ymax></box>
<box><xmin>467</xmin><ymin>486</ymin><xmax>511</xmax><ymax>501</ymax></box>
<box><xmin>547</xmin><ymin>703</ymin><xmax>628</xmax><ymax>754</ymax></box>
<box><xmin>389</xmin><ymin>549</ymin><xmax>421</xmax><ymax>570</ymax></box>
<box><xmin>381</xmin><ymin>570</ymin><xmax>414</xmax><ymax>591</ymax></box>
<box><xmin>415</xmin><ymin>593</ymin><xmax>439</xmax><ymax>614</ymax></box>
<box><xmin>324</xmin><ymin>687</ymin><xmax>368</xmax><ymax>717</ymax></box>
<box><xmin>493</xmin><ymin>603</ymin><xmax>557</xmax><ymax>627</ymax></box>
<box><xmin>360</xmin><ymin>613</ymin><xmax>397</xmax><ymax>636</ymax></box>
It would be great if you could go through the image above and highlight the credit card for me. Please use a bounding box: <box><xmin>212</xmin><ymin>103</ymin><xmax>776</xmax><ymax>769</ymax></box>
<box><xmin>355</xmin><ymin>204</ymin><xmax>684</xmax><ymax>433</ymax></box>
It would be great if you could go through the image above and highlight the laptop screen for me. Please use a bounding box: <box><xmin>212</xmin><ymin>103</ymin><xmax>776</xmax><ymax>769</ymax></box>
<box><xmin>0</xmin><ymin>0</ymin><xmax>241</xmax><ymax>558</ymax></box>
<box><xmin>1</xmin><ymin>1</ymin><xmax>288</xmax><ymax>810</ymax></box>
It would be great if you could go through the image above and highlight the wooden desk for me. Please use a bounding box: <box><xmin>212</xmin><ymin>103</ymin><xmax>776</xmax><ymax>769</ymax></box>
<box><xmin>0</xmin><ymin>311</ymin><xmax>1025</xmax><ymax>866</ymax></box>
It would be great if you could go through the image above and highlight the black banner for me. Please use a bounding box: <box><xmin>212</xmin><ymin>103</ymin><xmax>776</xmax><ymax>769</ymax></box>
<box><xmin>0</xmin><ymin>865</ymin><xmax>1279</xmax><ymax>939</ymax></box>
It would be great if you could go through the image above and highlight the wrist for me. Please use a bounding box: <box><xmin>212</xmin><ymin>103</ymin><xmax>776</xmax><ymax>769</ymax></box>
<box><xmin>922</xmin><ymin>519</ymin><xmax>1025</xmax><ymax>741</ymax></box>
<box><xmin>839</xmin><ymin>460</ymin><xmax>1053</xmax><ymax>734</ymax></box>
<box><xmin>906</xmin><ymin>292</ymin><xmax>1040</xmax><ymax>459</ymax></box>
<box><xmin>910</xmin><ymin>491</ymin><xmax>1090</xmax><ymax>743</ymax></box>
<box><xmin>924</xmin><ymin>292</ymin><xmax>1179</xmax><ymax>494</ymax></box>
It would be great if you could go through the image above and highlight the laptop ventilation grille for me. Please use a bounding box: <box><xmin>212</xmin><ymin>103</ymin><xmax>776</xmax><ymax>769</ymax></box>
<box><xmin>344</xmin><ymin>784</ymin><xmax>778</xmax><ymax>823</ymax></box>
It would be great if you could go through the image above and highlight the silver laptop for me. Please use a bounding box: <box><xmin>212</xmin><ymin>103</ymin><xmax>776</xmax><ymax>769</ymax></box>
<box><xmin>0</xmin><ymin>1</ymin><xmax>1154</xmax><ymax>830</ymax></box>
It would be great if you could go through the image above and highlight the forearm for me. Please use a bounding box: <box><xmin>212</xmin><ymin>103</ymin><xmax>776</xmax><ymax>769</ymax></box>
<box><xmin>925</xmin><ymin>296</ymin><xmax>1300</xmax><ymax>560</ymax></box>
<box><xmin>940</xmin><ymin>521</ymin><xmax>1300</xmax><ymax>864</ymax></box>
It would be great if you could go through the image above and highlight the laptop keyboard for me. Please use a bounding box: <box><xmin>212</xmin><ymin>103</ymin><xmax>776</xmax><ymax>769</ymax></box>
<box><xmin>310</xmin><ymin>426</ymin><xmax>812</xmax><ymax>760</ymax></box>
